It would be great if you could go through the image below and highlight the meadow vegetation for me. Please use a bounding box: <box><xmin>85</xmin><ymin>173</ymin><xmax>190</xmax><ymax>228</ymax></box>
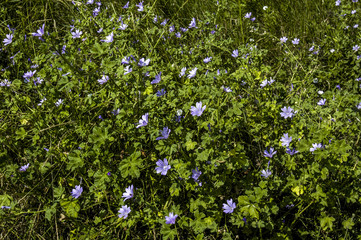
<box><xmin>1</xmin><ymin>0</ymin><xmax>361</xmax><ymax>239</ymax></box>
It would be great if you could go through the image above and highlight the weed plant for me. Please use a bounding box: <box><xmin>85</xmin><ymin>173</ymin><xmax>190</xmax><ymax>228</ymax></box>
<box><xmin>1</xmin><ymin>0</ymin><xmax>361</xmax><ymax>239</ymax></box>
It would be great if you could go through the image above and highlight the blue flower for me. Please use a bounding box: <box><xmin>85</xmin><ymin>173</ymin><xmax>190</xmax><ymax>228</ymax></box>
<box><xmin>165</xmin><ymin>212</ymin><xmax>178</xmax><ymax>224</ymax></box>
<box><xmin>101</xmin><ymin>32</ymin><xmax>114</xmax><ymax>42</ymax></box>
<box><xmin>151</xmin><ymin>72</ymin><xmax>162</xmax><ymax>84</ymax></box>
<box><xmin>292</xmin><ymin>38</ymin><xmax>300</xmax><ymax>45</ymax></box>
<box><xmin>280</xmin><ymin>133</ymin><xmax>292</xmax><ymax>147</ymax></box>
<box><xmin>280</xmin><ymin>36</ymin><xmax>288</xmax><ymax>43</ymax></box>
<box><xmin>122</xmin><ymin>185</ymin><xmax>134</xmax><ymax>201</ymax></box>
<box><xmin>155</xmin><ymin>158</ymin><xmax>171</xmax><ymax>175</ymax></box>
<box><xmin>353</xmin><ymin>45</ymin><xmax>359</xmax><ymax>51</ymax></box>
<box><xmin>188</xmin><ymin>67</ymin><xmax>198</xmax><ymax>79</ymax></box>
<box><xmin>317</xmin><ymin>99</ymin><xmax>326</xmax><ymax>106</ymax></box>
<box><xmin>179</xmin><ymin>67</ymin><xmax>187</xmax><ymax>77</ymax></box>
<box><xmin>123</xmin><ymin>1</ymin><xmax>129</xmax><ymax>8</ymax></box>
<box><xmin>232</xmin><ymin>49</ymin><xmax>239</xmax><ymax>58</ymax></box>
<box><xmin>223</xmin><ymin>86</ymin><xmax>232</xmax><ymax>92</ymax></box>
<box><xmin>31</xmin><ymin>24</ymin><xmax>45</xmax><ymax>37</ymax></box>
<box><xmin>189</xmin><ymin>18</ymin><xmax>196</xmax><ymax>28</ymax></box>
<box><xmin>286</xmin><ymin>148</ymin><xmax>299</xmax><ymax>155</ymax></box>
<box><xmin>264</xmin><ymin>147</ymin><xmax>277</xmax><ymax>158</ymax></box>
<box><xmin>156</xmin><ymin>127</ymin><xmax>171</xmax><ymax>140</ymax></box>
<box><xmin>71</xmin><ymin>29</ymin><xmax>82</xmax><ymax>39</ymax></box>
<box><xmin>3</xmin><ymin>34</ymin><xmax>13</xmax><ymax>46</ymax></box>
<box><xmin>136</xmin><ymin>1</ymin><xmax>144</xmax><ymax>11</ymax></box>
<box><xmin>310</xmin><ymin>143</ymin><xmax>322</xmax><ymax>152</ymax></box>
<box><xmin>280</xmin><ymin>106</ymin><xmax>295</xmax><ymax>119</ymax></box>
<box><xmin>124</xmin><ymin>65</ymin><xmax>132</xmax><ymax>75</ymax></box>
<box><xmin>175</xmin><ymin>32</ymin><xmax>181</xmax><ymax>38</ymax></box>
<box><xmin>118</xmin><ymin>205</ymin><xmax>131</xmax><ymax>219</ymax></box>
<box><xmin>138</xmin><ymin>58</ymin><xmax>150</xmax><ymax>67</ymax></box>
<box><xmin>335</xmin><ymin>0</ymin><xmax>341</xmax><ymax>6</ymax></box>
<box><xmin>19</xmin><ymin>163</ymin><xmax>30</xmax><ymax>172</ymax></box>
<box><xmin>97</xmin><ymin>75</ymin><xmax>109</xmax><ymax>84</ymax></box>
<box><xmin>156</xmin><ymin>89</ymin><xmax>166</xmax><ymax>97</ymax></box>
<box><xmin>71</xmin><ymin>185</ymin><xmax>83</xmax><ymax>199</ymax></box>
<box><xmin>223</xmin><ymin>199</ymin><xmax>236</xmax><ymax>213</ymax></box>
<box><xmin>261</xmin><ymin>169</ymin><xmax>272</xmax><ymax>178</ymax></box>
<box><xmin>192</xmin><ymin>167</ymin><xmax>202</xmax><ymax>181</ymax></box>
<box><xmin>244</xmin><ymin>12</ymin><xmax>252</xmax><ymax>18</ymax></box>
<box><xmin>203</xmin><ymin>57</ymin><xmax>212</xmax><ymax>63</ymax></box>
<box><xmin>190</xmin><ymin>102</ymin><xmax>206</xmax><ymax>116</ymax></box>
<box><xmin>136</xmin><ymin>113</ymin><xmax>148</xmax><ymax>128</ymax></box>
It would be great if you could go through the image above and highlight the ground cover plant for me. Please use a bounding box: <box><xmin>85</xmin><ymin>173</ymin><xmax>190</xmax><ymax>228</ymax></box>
<box><xmin>1</xmin><ymin>0</ymin><xmax>361</xmax><ymax>239</ymax></box>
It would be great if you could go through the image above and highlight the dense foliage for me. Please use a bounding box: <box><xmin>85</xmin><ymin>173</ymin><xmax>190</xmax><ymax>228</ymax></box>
<box><xmin>1</xmin><ymin>0</ymin><xmax>361</xmax><ymax>239</ymax></box>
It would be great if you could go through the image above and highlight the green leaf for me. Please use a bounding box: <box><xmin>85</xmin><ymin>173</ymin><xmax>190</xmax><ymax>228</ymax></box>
<box><xmin>319</xmin><ymin>215</ymin><xmax>335</xmax><ymax>231</ymax></box>
<box><xmin>45</xmin><ymin>203</ymin><xmax>57</xmax><ymax>221</ymax></box>
<box><xmin>118</xmin><ymin>151</ymin><xmax>143</xmax><ymax>178</ymax></box>
<box><xmin>60</xmin><ymin>200</ymin><xmax>80</xmax><ymax>218</ymax></box>
<box><xmin>67</xmin><ymin>150</ymin><xmax>84</xmax><ymax>171</ymax></box>
<box><xmin>184</xmin><ymin>140</ymin><xmax>197</xmax><ymax>151</ymax></box>
<box><xmin>160</xmin><ymin>225</ymin><xmax>177</xmax><ymax>240</ymax></box>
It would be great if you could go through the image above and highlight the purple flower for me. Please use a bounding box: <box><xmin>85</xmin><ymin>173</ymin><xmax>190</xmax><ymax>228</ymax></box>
<box><xmin>232</xmin><ymin>49</ymin><xmax>239</xmax><ymax>58</ymax></box>
<box><xmin>188</xmin><ymin>67</ymin><xmax>198</xmax><ymax>79</ymax></box>
<box><xmin>38</xmin><ymin>98</ymin><xmax>47</xmax><ymax>106</ymax></box>
<box><xmin>203</xmin><ymin>57</ymin><xmax>212</xmax><ymax>63</ymax></box>
<box><xmin>93</xmin><ymin>7</ymin><xmax>100</xmax><ymax>17</ymax></box>
<box><xmin>192</xmin><ymin>167</ymin><xmax>202</xmax><ymax>181</ymax></box>
<box><xmin>317</xmin><ymin>99</ymin><xmax>326</xmax><ymax>106</ymax></box>
<box><xmin>165</xmin><ymin>212</ymin><xmax>178</xmax><ymax>224</ymax></box>
<box><xmin>19</xmin><ymin>163</ymin><xmax>30</xmax><ymax>172</ymax></box>
<box><xmin>136</xmin><ymin>1</ymin><xmax>144</xmax><ymax>11</ymax></box>
<box><xmin>280</xmin><ymin>133</ymin><xmax>292</xmax><ymax>147</ymax></box>
<box><xmin>156</xmin><ymin>89</ymin><xmax>166</xmax><ymax>97</ymax></box>
<box><xmin>107</xmin><ymin>172</ymin><xmax>111</xmax><ymax>176</ymax></box>
<box><xmin>292</xmin><ymin>38</ymin><xmax>300</xmax><ymax>45</ymax></box>
<box><xmin>151</xmin><ymin>72</ymin><xmax>162</xmax><ymax>84</ymax></box>
<box><xmin>286</xmin><ymin>148</ymin><xmax>299</xmax><ymax>155</ymax></box>
<box><xmin>280</xmin><ymin>106</ymin><xmax>295</xmax><ymax>119</ymax></box>
<box><xmin>244</xmin><ymin>12</ymin><xmax>252</xmax><ymax>18</ymax></box>
<box><xmin>71</xmin><ymin>29</ymin><xmax>82</xmax><ymax>38</ymax></box>
<box><xmin>190</xmin><ymin>102</ymin><xmax>206</xmax><ymax>116</ymax></box>
<box><xmin>71</xmin><ymin>185</ymin><xmax>83</xmax><ymax>199</ymax></box>
<box><xmin>101</xmin><ymin>32</ymin><xmax>114</xmax><ymax>42</ymax></box>
<box><xmin>97</xmin><ymin>75</ymin><xmax>109</xmax><ymax>84</ymax></box>
<box><xmin>136</xmin><ymin>113</ymin><xmax>148</xmax><ymax>128</ymax></box>
<box><xmin>138</xmin><ymin>58</ymin><xmax>150</xmax><ymax>67</ymax></box>
<box><xmin>118</xmin><ymin>205</ymin><xmax>131</xmax><ymax>219</ymax></box>
<box><xmin>310</xmin><ymin>143</ymin><xmax>322</xmax><ymax>152</ymax></box>
<box><xmin>0</xmin><ymin>79</ymin><xmax>11</xmax><ymax>87</ymax></box>
<box><xmin>261</xmin><ymin>169</ymin><xmax>272</xmax><ymax>178</ymax></box>
<box><xmin>155</xmin><ymin>158</ymin><xmax>171</xmax><ymax>175</ymax></box>
<box><xmin>55</xmin><ymin>99</ymin><xmax>63</xmax><ymax>107</ymax></box>
<box><xmin>31</xmin><ymin>24</ymin><xmax>45</xmax><ymax>37</ymax></box>
<box><xmin>3</xmin><ymin>34</ymin><xmax>13</xmax><ymax>46</ymax></box>
<box><xmin>175</xmin><ymin>32</ymin><xmax>181</xmax><ymax>38</ymax></box>
<box><xmin>169</xmin><ymin>25</ymin><xmax>175</xmax><ymax>33</ymax></box>
<box><xmin>179</xmin><ymin>67</ymin><xmax>187</xmax><ymax>77</ymax></box>
<box><xmin>87</xmin><ymin>0</ymin><xmax>94</xmax><ymax>4</ymax></box>
<box><xmin>264</xmin><ymin>147</ymin><xmax>277</xmax><ymax>158</ymax></box>
<box><xmin>223</xmin><ymin>199</ymin><xmax>236</xmax><ymax>213</ymax></box>
<box><xmin>335</xmin><ymin>0</ymin><xmax>341</xmax><ymax>6</ymax></box>
<box><xmin>280</xmin><ymin>37</ymin><xmax>288</xmax><ymax>43</ymax></box>
<box><xmin>1</xmin><ymin>206</ymin><xmax>11</xmax><ymax>209</ymax></box>
<box><xmin>23</xmin><ymin>70</ymin><xmax>36</xmax><ymax>80</ymax></box>
<box><xmin>123</xmin><ymin>1</ymin><xmax>129</xmax><ymax>8</ymax></box>
<box><xmin>161</xmin><ymin>19</ymin><xmax>168</xmax><ymax>26</ymax></box>
<box><xmin>112</xmin><ymin>109</ymin><xmax>120</xmax><ymax>115</ymax></box>
<box><xmin>357</xmin><ymin>102</ymin><xmax>361</xmax><ymax>109</ymax></box>
<box><xmin>353</xmin><ymin>45</ymin><xmax>360</xmax><ymax>52</ymax></box>
<box><xmin>124</xmin><ymin>65</ymin><xmax>132</xmax><ymax>75</ymax></box>
<box><xmin>156</xmin><ymin>127</ymin><xmax>171</xmax><ymax>140</ymax></box>
<box><xmin>189</xmin><ymin>18</ymin><xmax>196</xmax><ymax>28</ymax></box>
<box><xmin>122</xmin><ymin>185</ymin><xmax>134</xmax><ymax>201</ymax></box>
<box><xmin>223</xmin><ymin>86</ymin><xmax>232</xmax><ymax>92</ymax></box>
